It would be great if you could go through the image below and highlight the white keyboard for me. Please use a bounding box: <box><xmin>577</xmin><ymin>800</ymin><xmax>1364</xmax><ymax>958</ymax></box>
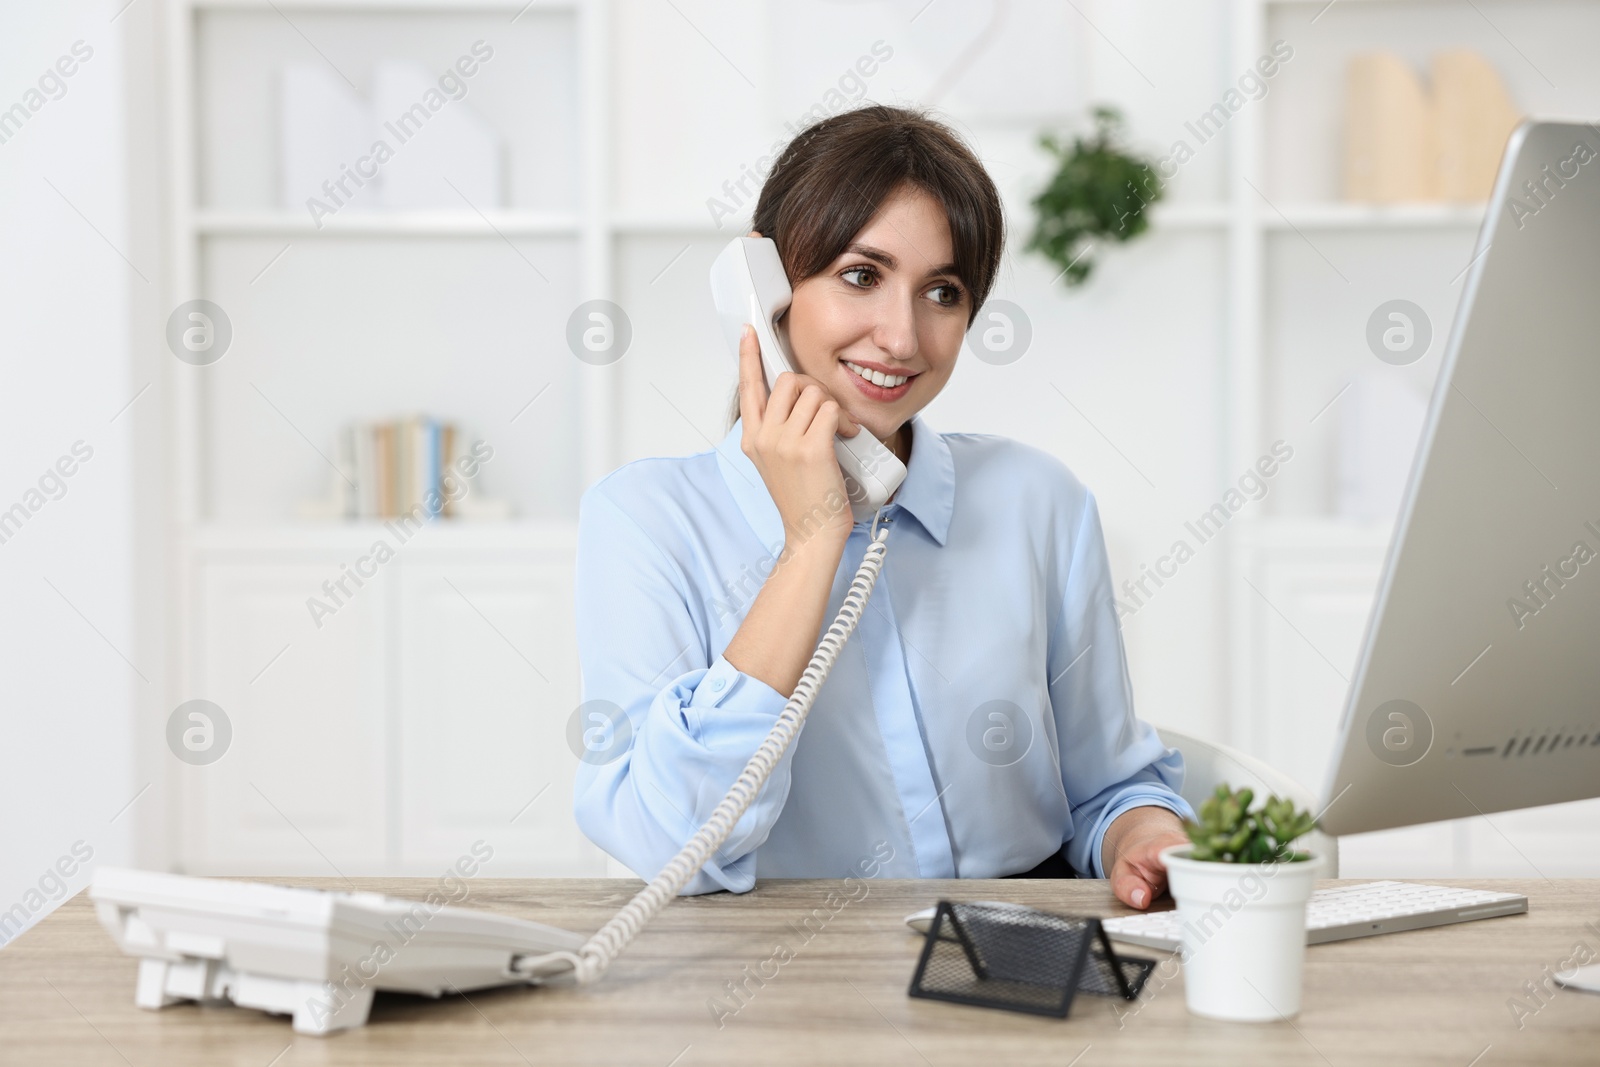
<box><xmin>1100</xmin><ymin>880</ymin><xmax>1528</xmax><ymax>952</ymax></box>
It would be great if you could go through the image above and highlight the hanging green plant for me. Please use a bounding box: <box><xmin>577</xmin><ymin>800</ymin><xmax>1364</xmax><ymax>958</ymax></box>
<box><xmin>1026</xmin><ymin>105</ymin><xmax>1164</xmax><ymax>288</ymax></box>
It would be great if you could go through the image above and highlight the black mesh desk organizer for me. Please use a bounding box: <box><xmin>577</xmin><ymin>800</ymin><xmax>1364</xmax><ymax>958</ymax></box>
<box><xmin>907</xmin><ymin>901</ymin><xmax>1156</xmax><ymax>1018</ymax></box>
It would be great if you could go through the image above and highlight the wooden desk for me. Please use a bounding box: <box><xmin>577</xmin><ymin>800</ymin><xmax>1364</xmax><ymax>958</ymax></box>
<box><xmin>1</xmin><ymin>877</ymin><xmax>1596</xmax><ymax>1066</ymax></box>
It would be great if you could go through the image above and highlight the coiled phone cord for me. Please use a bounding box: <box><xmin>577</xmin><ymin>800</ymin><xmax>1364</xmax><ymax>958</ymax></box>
<box><xmin>513</xmin><ymin>509</ymin><xmax>893</xmax><ymax>986</ymax></box>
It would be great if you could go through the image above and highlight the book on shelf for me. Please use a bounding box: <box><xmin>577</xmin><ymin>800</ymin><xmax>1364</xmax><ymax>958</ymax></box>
<box><xmin>316</xmin><ymin>415</ymin><xmax>506</xmax><ymax>522</ymax></box>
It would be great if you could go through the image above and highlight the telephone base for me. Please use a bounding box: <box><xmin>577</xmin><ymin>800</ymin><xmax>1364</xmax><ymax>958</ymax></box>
<box><xmin>134</xmin><ymin>956</ymin><xmax>377</xmax><ymax>1035</ymax></box>
<box><xmin>92</xmin><ymin>867</ymin><xmax>586</xmax><ymax>1036</ymax></box>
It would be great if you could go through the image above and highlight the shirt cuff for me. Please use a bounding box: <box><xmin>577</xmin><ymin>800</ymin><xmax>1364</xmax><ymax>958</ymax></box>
<box><xmin>1089</xmin><ymin>793</ymin><xmax>1195</xmax><ymax>879</ymax></box>
<box><xmin>680</xmin><ymin>653</ymin><xmax>788</xmax><ymax>737</ymax></box>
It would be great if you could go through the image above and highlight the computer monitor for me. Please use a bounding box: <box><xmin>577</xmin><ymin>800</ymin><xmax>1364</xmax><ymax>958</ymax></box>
<box><xmin>1319</xmin><ymin>118</ymin><xmax>1600</xmax><ymax>836</ymax></box>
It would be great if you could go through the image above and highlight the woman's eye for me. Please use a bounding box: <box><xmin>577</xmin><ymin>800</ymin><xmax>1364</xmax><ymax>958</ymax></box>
<box><xmin>840</xmin><ymin>267</ymin><xmax>962</xmax><ymax>307</ymax></box>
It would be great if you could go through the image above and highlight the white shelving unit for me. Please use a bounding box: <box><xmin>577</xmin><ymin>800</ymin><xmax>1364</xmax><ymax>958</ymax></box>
<box><xmin>1220</xmin><ymin>0</ymin><xmax>1537</xmax><ymax>718</ymax></box>
<box><xmin>164</xmin><ymin>0</ymin><xmax>618</xmax><ymax>876</ymax></box>
<box><xmin>1221</xmin><ymin>0</ymin><xmax>1600</xmax><ymax>875</ymax></box>
<box><xmin>169</xmin><ymin>0</ymin><xmax>612</xmax><ymax>509</ymax></box>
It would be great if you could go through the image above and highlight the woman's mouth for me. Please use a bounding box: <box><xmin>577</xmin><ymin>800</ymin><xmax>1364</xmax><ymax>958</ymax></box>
<box><xmin>843</xmin><ymin>360</ymin><xmax>916</xmax><ymax>402</ymax></box>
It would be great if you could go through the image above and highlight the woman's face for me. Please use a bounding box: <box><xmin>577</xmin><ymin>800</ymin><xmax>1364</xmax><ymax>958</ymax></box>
<box><xmin>781</xmin><ymin>183</ymin><xmax>968</xmax><ymax>446</ymax></box>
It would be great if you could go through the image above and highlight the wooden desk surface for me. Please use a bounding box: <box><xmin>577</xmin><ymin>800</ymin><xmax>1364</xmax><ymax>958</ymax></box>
<box><xmin>1</xmin><ymin>877</ymin><xmax>1596</xmax><ymax>1066</ymax></box>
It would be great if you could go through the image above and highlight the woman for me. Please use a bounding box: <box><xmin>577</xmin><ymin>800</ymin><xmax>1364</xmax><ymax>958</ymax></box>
<box><xmin>573</xmin><ymin>105</ymin><xmax>1192</xmax><ymax>910</ymax></box>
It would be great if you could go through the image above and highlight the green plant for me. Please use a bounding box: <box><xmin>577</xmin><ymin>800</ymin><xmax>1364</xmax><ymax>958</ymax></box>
<box><xmin>1183</xmin><ymin>784</ymin><xmax>1319</xmax><ymax>864</ymax></box>
<box><xmin>1026</xmin><ymin>105</ymin><xmax>1164</xmax><ymax>288</ymax></box>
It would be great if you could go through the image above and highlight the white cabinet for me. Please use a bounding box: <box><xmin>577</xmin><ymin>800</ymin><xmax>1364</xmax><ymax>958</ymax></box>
<box><xmin>397</xmin><ymin>558</ymin><xmax>594</xmax><ymax>876</ymax></box>
<box><xmin>193</xmin><ymin>561</ymin><xmax>391</xmax><ymax>874</ymax></box>
<box><xmin>184</xmin><ymin>524</ymin><xmax>606</xmax><ymax>878</ymax></box>
<box><xmin>1230</xmin><ymin>520</ymin><xmax>1391</xmax><ymax>794</ymax></box>
<box><xmin>167</xmin><ymin>2</ymin><xmax>613</xmax><ymax>880</ymax></box>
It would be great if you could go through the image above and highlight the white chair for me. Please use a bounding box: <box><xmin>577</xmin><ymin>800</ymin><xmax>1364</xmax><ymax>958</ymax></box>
<box><xmin>1153</xmin><ymin>726</ymin><xmax>1339</xmax><ymax>877</ymax></box>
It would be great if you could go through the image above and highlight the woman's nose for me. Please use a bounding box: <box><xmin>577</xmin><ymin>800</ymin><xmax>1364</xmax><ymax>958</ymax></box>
<box><xmin>872</xmin><ymin>294</ymin><xmax>919</xmax><ymax>362</ymax></box>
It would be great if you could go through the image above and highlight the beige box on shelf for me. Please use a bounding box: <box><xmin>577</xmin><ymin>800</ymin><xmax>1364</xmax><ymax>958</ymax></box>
<box><xmin>1433</xmin><ymin>49</ymin><xmax>1521</xmax><ymax>201</ymax></box>
<box><xmin>1345</xmin><ymin>52</ymin><xmax>1437</xmax><ymax>202</ymax></box>
<box><xmin>1343</xmin><ymin>49</ymin><xmax>1520</xmax><ymax>203</ymax></box>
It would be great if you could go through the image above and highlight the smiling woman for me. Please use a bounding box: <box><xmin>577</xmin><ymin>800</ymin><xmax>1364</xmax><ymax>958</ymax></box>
<box><xmin>573</xmin><ymin>104</ymin><xmax>1195</xmax><ymax>911</ymax></box>
<box><xmin>722</xmin><ymin>105</ymin><xmax>1005</xmax><ymax>448</ymax></box>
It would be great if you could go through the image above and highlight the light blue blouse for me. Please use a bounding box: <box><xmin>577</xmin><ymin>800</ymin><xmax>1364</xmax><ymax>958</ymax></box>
<box><xmin>572</xmin><ymin>413</ymin><xmax>1194</xmax><ymax>894</ymax></box>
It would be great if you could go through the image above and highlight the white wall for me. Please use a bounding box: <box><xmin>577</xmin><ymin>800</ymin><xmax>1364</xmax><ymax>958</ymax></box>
<box><xmin>0</xmin><ymin>0</ymin><xmax>143</xmax><ymax>946</ymax></box>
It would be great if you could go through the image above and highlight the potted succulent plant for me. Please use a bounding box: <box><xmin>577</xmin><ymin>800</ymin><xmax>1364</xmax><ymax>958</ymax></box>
<box><xmin>1157</xmin><ymin>785</ymin><xmax>1324</xmax><ymax>1022</ymax></box>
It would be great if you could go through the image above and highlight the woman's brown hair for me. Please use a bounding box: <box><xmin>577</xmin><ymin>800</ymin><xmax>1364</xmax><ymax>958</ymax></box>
<box><xmin>725</xmin><ymin>104</ymin><xmax>1005</xmax><ymax>429</ymax></box>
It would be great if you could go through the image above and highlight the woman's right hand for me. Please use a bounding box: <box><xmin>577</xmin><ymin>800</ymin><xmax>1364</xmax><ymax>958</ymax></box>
<box><xmin>737</xmin><ymin>318</ymin><xmax>861</xmax><ymax>550</ymax></box>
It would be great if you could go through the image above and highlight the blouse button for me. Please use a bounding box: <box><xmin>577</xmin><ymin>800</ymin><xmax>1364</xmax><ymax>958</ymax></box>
<box><xmin>711</xmin><ymin>678</ymin><xmax>726</xmax><ymax>692</ymax></box>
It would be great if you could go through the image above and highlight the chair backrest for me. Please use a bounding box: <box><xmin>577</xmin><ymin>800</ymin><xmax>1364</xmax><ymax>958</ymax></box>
<box><xmin>1154</xmin><ymin>726</ymin><xmax>1339</xmax><ymax>877</ymax></box>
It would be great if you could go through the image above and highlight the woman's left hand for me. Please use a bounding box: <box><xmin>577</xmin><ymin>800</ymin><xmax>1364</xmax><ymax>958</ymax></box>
<box><xmin>1101</xmin><ymin>806</ymin><xmax>1190</xmax><ymax>910</ymax></box>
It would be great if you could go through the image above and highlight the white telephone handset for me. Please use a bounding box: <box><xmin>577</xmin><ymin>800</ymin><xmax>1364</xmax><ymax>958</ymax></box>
<box><xmin>710</xmin><ymin>236</ymin><xmax>907</xmax><ymax>522</ymax></box>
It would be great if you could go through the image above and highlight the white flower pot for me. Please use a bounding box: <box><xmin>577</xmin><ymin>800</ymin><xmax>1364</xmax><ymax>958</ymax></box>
<box><xmin>1157</xmin><ymin>842</ymin><xmax>1326</xmax><ymax>1022</ymax></box>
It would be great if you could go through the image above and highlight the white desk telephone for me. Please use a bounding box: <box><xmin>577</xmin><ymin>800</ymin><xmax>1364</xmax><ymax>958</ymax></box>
<box><xmin>91</xmin><ymin>235</ymin><xmax>901</xmax><ymax>1034</ymax></box>
<box><xmin>708</xmin><ymin>235</ymin><xmax>907</xmax><ymax>522</ymax></box>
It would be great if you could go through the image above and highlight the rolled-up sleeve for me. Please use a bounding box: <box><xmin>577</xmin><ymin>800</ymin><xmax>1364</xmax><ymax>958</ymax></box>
<box><xmin>1046</xmin><ymin>490</ymin><xmax>1195</xmax><ymax>879</ymax></box>
<box><xmin>572</xmin><ymin>483</ymin><xmax>795</xmax><ymax>895</ymax></box>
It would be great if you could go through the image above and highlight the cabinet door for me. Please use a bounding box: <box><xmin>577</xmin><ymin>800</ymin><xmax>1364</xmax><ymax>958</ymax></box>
<box><xmin>192</xmin><ymin>562</ymin><xmax>389</xmax><ymax>874</ymax></box>
<box><xmin>1233</xmin><ymin>536</ymin><xmax>1388</xmax><ymax>792</ymax></box>
<box><xmin>397</xmin><ymin>557</ymin><xmax>603</xmax><ymax>876</ymax></box>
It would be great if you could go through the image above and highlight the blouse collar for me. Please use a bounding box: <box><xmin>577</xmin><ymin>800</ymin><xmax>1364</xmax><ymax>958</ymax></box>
<box><xmin>715</xmin><ymin>412</ymin><xmax>955</xmax><ymax>548</ymax></box>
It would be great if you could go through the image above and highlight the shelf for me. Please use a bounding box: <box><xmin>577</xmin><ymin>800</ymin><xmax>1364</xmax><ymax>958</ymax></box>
<box><xmin>608</xmin><ymin>213</ymin><xmax>733</xmax><ymax>235</ymax></box>
<box><xmin>1148</xmin><ymin>202</ymin><xmax>1232</xmax><ymax>228</ymax></box>
<box><xmin>1235</xmin><ymin>514</ymin><xmax>1396</xmax><ymax>550</ymax></box>
<box><xmin>191</xmin><ymin>202</ymin><xmax>1236</xmax><ymax>239</ymax></box>
<box><xmin>1261</xmin><ymin>202</ymin><xmax>1487</xmax><ymax>230</ymax></box>
<box><xmin>610</xmin><ymin>201</ymin><xmax>1233</xmax><ymax>235</ymax></box>
<box><xmin>188</xmin><ymin>519</ymin><xmax>578</xmax><ymax>554</ymax></box>
<box><xmin>192</xmin><ymin>203</ymin><xmax>1485</xmax><ymax>239</ymax></box>
<box><xmin>193</xmin><ymin>210</ymin><xmax>583</xmax><ymax>237</ymax></box>
<box><xmin>1261</xmin><ymin>0</ymin><xmax>1453</xmax><ymax>5</ymax></box>
<box><xmin>191</xmin><ymin>0</ymin><xmax>578</xmax><ymax>10</ymax></box>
